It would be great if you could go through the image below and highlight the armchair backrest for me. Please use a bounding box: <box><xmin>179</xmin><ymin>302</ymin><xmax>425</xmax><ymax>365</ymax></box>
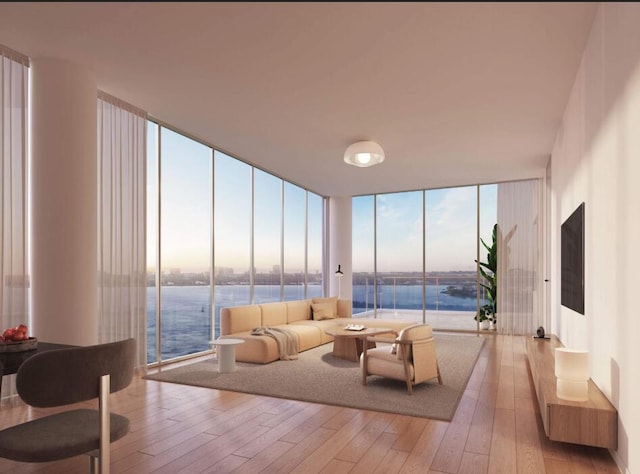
<box><xmin>396</xmin><ymin>324</ymin><xmax>438</xmax><ymax>384</ymax></box>
<box><xmin>16</xmin><ymin>338</ymin><xmax>136</xmax><ymax>408</ymax></box>
<box><xmin>396</xmin><ymin>324</ymin><xmax>433</xmax><ymax>361</ymax></box>
<box><xmin>398</xmin><ymin>324</ymin><xmax>433</xmax><ymax>342</ymax></box>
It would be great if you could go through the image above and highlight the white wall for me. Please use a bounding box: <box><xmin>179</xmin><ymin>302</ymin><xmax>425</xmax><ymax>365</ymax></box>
<box><xmin>30</xmin><ymin>58</ymin><xmax>98</xmax><ymax>346</ymax></box>
<box><xmin>550</xmin><ymin>4</ymin><xmax>640</xmax><ymax>472</ymax></box>
<box><xmin>328</xmin><ymin>197</ymin><xmax>352</xmax><ymax>300</ymax></box>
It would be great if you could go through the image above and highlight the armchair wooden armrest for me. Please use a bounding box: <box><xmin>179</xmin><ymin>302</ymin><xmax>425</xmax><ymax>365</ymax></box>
<box><xmin>365</xmin><ymin>336</ymin><xmax>398</xmax><ymax>344</ymax></box>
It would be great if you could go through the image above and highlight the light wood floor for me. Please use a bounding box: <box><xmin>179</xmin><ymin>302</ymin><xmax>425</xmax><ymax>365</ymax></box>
<box><xmin>0</xmin><ymin>335</ymin><xmax>620</xmax><ymax>473</ymax></box>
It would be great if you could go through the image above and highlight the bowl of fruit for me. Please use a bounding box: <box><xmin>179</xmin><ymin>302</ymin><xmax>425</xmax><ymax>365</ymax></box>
<box><xmin>0</xmin><ymin>324</ymin><xmax>37</xmax><ymax>352</ymax></box>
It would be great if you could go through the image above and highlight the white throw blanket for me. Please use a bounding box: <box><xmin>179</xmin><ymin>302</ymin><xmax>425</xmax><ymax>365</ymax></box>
<box><xmin>250</xmin><ymin>326</ymin><xmax>298</xmax><ymax>360</ymax></box>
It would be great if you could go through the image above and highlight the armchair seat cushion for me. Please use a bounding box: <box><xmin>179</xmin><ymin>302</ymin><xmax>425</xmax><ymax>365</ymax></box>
<box><xmin>362</xmin><ymin>346</ymin><xmax>415</xmax><ymax>381</ymax></box>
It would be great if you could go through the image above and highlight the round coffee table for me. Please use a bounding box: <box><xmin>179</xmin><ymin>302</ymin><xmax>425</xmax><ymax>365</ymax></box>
<box><xmin>325</xmin><ymin>327</ymin><xmax>395</xmax><ymax>362</ymax></box>
<box><xmin>209</xmin><ymin>338</ymin><xmax>245</xmax><ymax>373</ymax></box>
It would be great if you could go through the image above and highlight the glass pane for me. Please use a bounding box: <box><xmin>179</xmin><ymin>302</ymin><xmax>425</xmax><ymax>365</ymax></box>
<box><xmin>425</xmin><ymin>186</ymin><xmax>478</xmax><ymax>330</ymax></box>
<box><xmin>479</xmin><ymin>184</ymin><xmax>498</xmax><ymax>329</ymax></box>
<box><xmin>376</xmin><ymin>191</ymin><xmax>423</xmax><ymax>325</ymax></box>
<box><xmin>146</xmin><ymin>121</ymin><xmax>158</xmax><ymax>364</ymax></box>
<box><xmin>160</xmin><ymin>127</ymin><xmax>212</xmax><ymax>360</ymax></box>
<box><xmin>214</xmin><ymin>152</ymin><xmax>252</xmax><ymax>335</ymax></box>
<box><xmin>352</xmin><ymin>195</ymin><xmax>375</xmax><ymax>316</ymax></box>
<box><xmin>253</xmin><ymin>169</ymin><xmax>282</xmax><ymax>303</ymax></box>
<box><xmin>283</xmin><ymin>183</ymin><xmax>306</xmax><ymax>301</ymax></box>
<box><xmin>307</xmin><ymin>193</ymin><xmax>323</xmax><ymax>299</ymax></box>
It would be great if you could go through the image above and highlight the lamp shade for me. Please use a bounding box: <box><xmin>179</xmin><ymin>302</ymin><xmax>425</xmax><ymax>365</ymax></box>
<box><xmin>344</xmin><ymin>141</ymin><xmax>385</xmax><ymax>167</ymax></box>
<box><xmin>555</xmin><ymin>348</ymin><xmax>589</xmax><ymax>402</ymax></box>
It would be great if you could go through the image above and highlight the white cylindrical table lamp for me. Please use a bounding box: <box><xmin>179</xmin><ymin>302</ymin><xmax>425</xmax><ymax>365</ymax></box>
<box><xmin>555</xmin><ymin>348</ymin><xmax>589</xmax><ymax>402</ymax></box>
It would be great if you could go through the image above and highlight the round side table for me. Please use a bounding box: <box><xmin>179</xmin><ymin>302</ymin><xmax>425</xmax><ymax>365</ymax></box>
<box><xmin>209</xmin><ymin>338</ymin><xmax>245</xmax><ymax>373</ymax></box>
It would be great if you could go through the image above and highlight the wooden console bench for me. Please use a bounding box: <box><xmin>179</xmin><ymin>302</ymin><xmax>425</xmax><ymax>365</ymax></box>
<box><xmin>525</xmin><ymin>335</ymin><xmax>617</xmax><ymax>449</ymax></box>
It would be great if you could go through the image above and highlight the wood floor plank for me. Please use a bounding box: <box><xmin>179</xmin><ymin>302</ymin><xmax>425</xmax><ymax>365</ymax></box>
<box><xmin>514</xmin><ymin>396</ymin><xmax>546</xmax><ymax>474</ymax></box>
<box><xmin>290</xmin><ymin>410</ymin><xmax>378</xmax><ymax>473</ymax></box>
<box><xmin>495</xmin><ymin>363</ymin><xmax>515</xmax><ymax>410</ymax></box>
<box><xmin>320</xmin><ymin>459</ymin><xmax>356</xmax><ymax>474</ymax></box>
<box><xmin>458</xmin><ymin>451</ymin><xmax>489</xmax><ymax>474</ymax></box>
<box><xmin>429</xmin><ymin>420</ymin><xmax>471</xmax><ymax>473</ymax></box>
<box><xmin>261</xmin><ymin>427</ymin><xmax>336</xmax><ymax>473</ymax></box>
<box><xmin>335</xmin><ymin>411</ymin><xmax>396</xmax><ymax>463</ymax></box>
<box><xmin>232</xmin><ymin>401</ymin><xmax>324</xmax><ymax>458</ymax></box>
<box><xmin>215</xmin><ymin>439</ymin><xmax>294</xmax><ymax>474</ymax></box>
<box><xmin>545</xmin><ymin>457</ymin><xmax>572</xmax><ymax>474</ymax></box>
<box><xmin>373</xmin><ymin>448</ymin><xmax>409</xmax><ymax>473</ymax></box>
<box><xmin>162</xmin><ymin>423</ymin><xmax>273</xmax><ymax>473</ymax></box>
<box><xmin>201</xmin><ymin>453</ymin><xmax>248</xmax><ymax>473</ymax></box>
<box><xmin>350</xmin><ymin>432</ymin><xmax>399</xmax><ymax>474</ymax></box>
<box><xmin>278</xmin><ymin>404</ymin><xmax>343</xmax><ymax>444</ymax></box>
<box><xmin>451</xmin><ymin>389</ymin><xmax>479</xmax><ymax>425</ymax></box>
<box><xmin>118</xmin><ymin>431</ymin><xmax>220</xmax><ymax>473</ymax></box>
<box><xmin>399</xmin><ymin>419</ymin><xmax>448</xmax><ymax>473</ymax></box>
<box><xmin>487</xmin><ymin>407</ymin><xmax>517</xmax><ymax>474</ymax></box>
<box><xmin>392</xmin><ymin>416</ymin><xmax>429</xmax><ymax>452</ymax></box>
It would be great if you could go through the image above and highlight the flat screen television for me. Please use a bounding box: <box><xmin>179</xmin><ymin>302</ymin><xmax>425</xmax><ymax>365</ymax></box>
<box><xmin>561</xmin><ymin>202</ymin><xmax>585</xmax><ymax>314</ymax></box>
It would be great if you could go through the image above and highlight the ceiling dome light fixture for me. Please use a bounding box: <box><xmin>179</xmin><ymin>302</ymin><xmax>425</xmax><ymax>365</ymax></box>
<box><xmin>344</xmin><ymin>141</ymin><xmax>385</xmax><ymax>167</ymax></box>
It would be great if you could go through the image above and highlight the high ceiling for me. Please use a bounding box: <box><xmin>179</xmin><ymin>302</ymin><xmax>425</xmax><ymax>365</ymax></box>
<box><xmin>0</xmin><ymin>2</ymin><xmax>598</xmax><ymax>197</ymax></box>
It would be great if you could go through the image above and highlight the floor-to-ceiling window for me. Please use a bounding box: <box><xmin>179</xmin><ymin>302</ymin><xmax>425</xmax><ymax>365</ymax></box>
<box><xmin>159</xmin><ymin>128</ymin><xmax>212</xmax><ymax>361</ymax></box>
<box><xmin>376</xmin><ymin>191</ymin><xmax>424</xmax><ymax>319</ymax></box>
<box><xmin>352</xmin><ymin>196</ymin><xmax>375</xmax><ymax>315</ymax></box>
<box><xmin>253</xmin><ymin>170</ymin><xmax>283</xmax><ymax>304</ymax></box>
<box><xmin>307</xmin><ymin>193</ymin><xmax>324</xmax><ymax>298</ymax></box>
<box><xmin>146</xmin><ymin>123</ymin><xmax>159</xmax><ymax>364</ymax></box>
<box><xmin>284</xmin><ymin>182</ymin><xmax>306</xmax><ymax>301</ymax></box>
<box><xmin>479</xmin><ymin>184</ymin><xmax>498</xmax><ymax>329</ymax></box>
<box><xmin>147</xmin><ymin>124</ymin><xmax>326</xmax><ymax>364</ymax></box>
<box><xmin>352</xmin><ymin>184</ymin><xmax>498</xmax><ymax>331</ymax></box>
<box><xmin>213</xmin><ymin>151</ymin><xmax>252</xmax><ymax>334</ymax></box>
<box><xmin>425</xmin><ymin>186</ymin><xmax>478</xmax><ymax>330</ymax></box>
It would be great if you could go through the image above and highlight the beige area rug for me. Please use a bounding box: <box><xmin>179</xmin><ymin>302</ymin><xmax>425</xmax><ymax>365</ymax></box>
<box><xmin>144</xmin><ymin>334</ymin><xmax>485</xmax><ymax>421</ymax></box>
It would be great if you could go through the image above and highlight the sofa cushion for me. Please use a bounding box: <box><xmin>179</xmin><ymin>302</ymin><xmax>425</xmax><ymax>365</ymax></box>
<box><xmin>286</xmin><ymin>300</ymin><xmax>311</xmax><ymax>323</ymax></box>
<box><xmin>311</xmin><ymin>302</ymin><xmax>336</xmax><ymax>320</ymax></box>
<box><xmin>221</xmin><ymin>305</ymin><xmax>261</xmax><ymax>335</ymax></box>
<box><xmin>275</xmin><ymin>324</ymin><xmax>322</xmax><ymax>351</ymax></box>
<box><xmin>312</xmin><ymin>296</ymin><xmax>338</xmax><ymax>316</ymax></box>
<box><xmin>220</xmin><ymin>332</ymin><xmax>279</xmax><ymax>364</ymax></box>
<box><xmin>260</xmin><ymin>302</ymin><xmax>287</xmax><ymax>326</ymax></box>
<box><xmin>291</xmin><ymin>319</ymin><xmax>337</xmax><ymax>344</ymax></box>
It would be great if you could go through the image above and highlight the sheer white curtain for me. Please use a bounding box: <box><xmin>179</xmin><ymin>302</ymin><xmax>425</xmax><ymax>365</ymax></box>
<box><xmin>496</xmin><ymin>179</ymin><xmax>543</xmax><ymax>335</ymax></box>
<box><xmin>97</xmin><ymin>92</ymin><xmax>147</xmax><ymax>372</ymax></box>
<box><xmin>1</xmin><ymin>45</ymin><xmax>29</xmax><ymax>400</ymax></box>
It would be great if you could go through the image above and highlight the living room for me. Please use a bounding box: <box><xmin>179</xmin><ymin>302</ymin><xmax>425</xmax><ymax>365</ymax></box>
<box><xmin>0</xmin><ymin>3</ymin><xmax>638</xmax><ymax>473</ymax></box>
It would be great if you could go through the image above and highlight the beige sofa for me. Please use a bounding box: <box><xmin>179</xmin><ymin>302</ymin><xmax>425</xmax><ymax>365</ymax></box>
<box><xmin>219</xmin><ymin>297</ymin><xmax>416</xmax><ymax>363</ymax></box>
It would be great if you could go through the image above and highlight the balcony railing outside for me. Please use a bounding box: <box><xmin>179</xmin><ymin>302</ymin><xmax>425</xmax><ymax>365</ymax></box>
<box><xmin>352</xmin><ymin>273</ymin><xmax>488</xmax><ymax>316</ymax></box>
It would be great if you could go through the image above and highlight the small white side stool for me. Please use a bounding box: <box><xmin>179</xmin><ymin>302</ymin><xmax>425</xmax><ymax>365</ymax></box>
<box><xmin>209</xmin><ymin>338</ymin><xmax>245</xmax><ymax>373</ymax></box>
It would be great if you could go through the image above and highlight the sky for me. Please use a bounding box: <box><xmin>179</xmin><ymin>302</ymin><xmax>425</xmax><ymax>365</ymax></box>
<box><xmin>353</xmin><ymin>185</ymin><xmax>497</xmax><ymax>272</ymax></box>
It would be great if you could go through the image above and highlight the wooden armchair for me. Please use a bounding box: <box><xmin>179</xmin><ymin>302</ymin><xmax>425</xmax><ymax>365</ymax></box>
<box><xmin>361</xmin><ymin>324</ymin><xmax>442</xmax><ymax>394</ymax></box>
<box><xmin>0</xmin><ymin>338</ymin><xmax>136</xmax><ymax>473</ymax></box>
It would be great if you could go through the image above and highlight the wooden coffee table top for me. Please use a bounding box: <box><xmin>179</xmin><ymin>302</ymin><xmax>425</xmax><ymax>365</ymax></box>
<box><xmin>325</xmin><ymin>327</ymin><xmax>395</xmax><ymax>338</ymax></box>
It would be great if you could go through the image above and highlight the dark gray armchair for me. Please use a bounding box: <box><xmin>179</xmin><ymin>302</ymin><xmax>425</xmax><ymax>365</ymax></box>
<box><xmin>0</xmin><ymin>338</ymin><xmax>136</xmax><ymax>473</ymax></box>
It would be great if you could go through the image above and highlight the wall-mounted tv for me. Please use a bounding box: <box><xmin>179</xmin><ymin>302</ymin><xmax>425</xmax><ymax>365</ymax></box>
<box><xmin>561</xmin><ymin>202</ymin><xmax>585</xmax><ymax>314</ymax></box>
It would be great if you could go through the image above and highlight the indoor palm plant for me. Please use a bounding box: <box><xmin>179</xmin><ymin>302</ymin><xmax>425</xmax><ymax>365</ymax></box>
<box><xmin>475</xmin><ymin>223</ymin><xmax>497</xmax><ymax>329</ymax></box>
